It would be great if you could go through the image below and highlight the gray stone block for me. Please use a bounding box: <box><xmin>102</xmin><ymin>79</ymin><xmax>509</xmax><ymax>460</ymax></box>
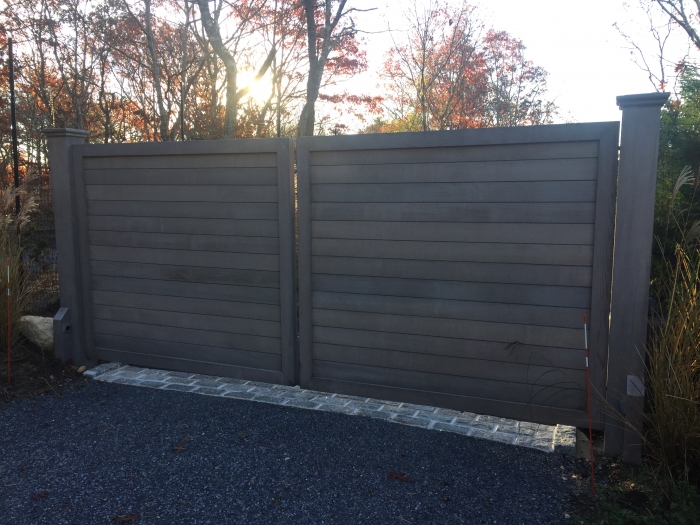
<box><xmin>471</xmin><ymin>429</ymin><xmax>516</xmax><ymax>445</ymax></box>
<box><xmin>163</xmin><ymin>384</ymin><xmax>196</xmax><ymax>393</ymax></box>
<box><xmin>346</xmin><ymin>401</ymin><xmax>383</xmax><ymax>411</ymax></box>
<box><xmin>223</xmin><ymin>391</ymin><xmax>256</xmax><ymax>400</ymax></box>
<box><xmin>195</xmin><ymin>387</ymin><xmax>225</xmax><ymax>396</ymax></box>
<box><xmin>433</xmin><ymin>422</ymin><xmax>471</xmax><ymax>436</ymax></box>
<box><xmin>355</xmin><ymin>408</ymin><xmax>393</xmax><ymax>420</ymax></box>
<box><xmin>193</xmin><ymin>380</ymin><xmax>223</xmax><ymax>389</ymax></box>
<box><xmin>166</xmin><ymin>371</ymin><xmax>195</xmax><ymax>379</ymax></box>
<box><xmin>316</xmin><ymin>405</ymin><xmax>357</xmax><ymax>416</ymax></box>
<box><xmin>284</xmin><ymin>399</ymin><xmax>322</xmax><ymax>410</ymax></box>
<box><xmin>253</xmin><ymin>395</ymin><xmax>288</xmax><ymax>405</ymax></box>
<box><xmin>390</xmin><ymin>415</ymin><xmax>431</xmax><ymax>428</ymax></box>
<box><xmin>383</xmin><ymin>406</ymin><xmax>419</xmax><ymax>417</ymax></box>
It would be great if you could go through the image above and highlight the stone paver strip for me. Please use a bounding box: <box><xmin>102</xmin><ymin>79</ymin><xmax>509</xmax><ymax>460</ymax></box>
<box><xmin>85</xmin><ymin>362</ymin><xmax>576</xmax><ymax>455</ymax></box>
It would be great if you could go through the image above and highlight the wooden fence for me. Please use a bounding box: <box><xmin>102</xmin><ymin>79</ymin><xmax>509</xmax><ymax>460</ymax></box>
<box><xmin>44</xmin><ymin>91</ymin><xmax>668</xmax><ymax>462</ymax></box>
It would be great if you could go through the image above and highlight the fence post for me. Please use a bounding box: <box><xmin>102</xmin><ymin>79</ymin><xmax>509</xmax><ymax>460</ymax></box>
<box><xmin>43</xmin><ymin>128</ymin><xmax>93</xmax><ymax>366</ymax></box>
<box><xmin>605</xmin><ymin>92</ymin><xmax>669</xmax><ymax>463</ymax></box>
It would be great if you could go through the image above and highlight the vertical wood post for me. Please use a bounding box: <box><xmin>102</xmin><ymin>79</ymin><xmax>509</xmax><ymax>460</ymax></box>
<box><xmin>605</xmin><ymin>92</ymin><xmax>669</xmax><ymax>463</ymax></box>
<box><xmin>43</xmin><ymin>128</ymin><xmax>94</xmax><ymax>366</ymax></box>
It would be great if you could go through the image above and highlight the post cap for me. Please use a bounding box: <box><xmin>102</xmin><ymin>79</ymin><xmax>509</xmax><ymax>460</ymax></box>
<box><xmin>617</xmin><ymin>92</ymin><xmax>670</xmax><ymax>109</ymax></box>
<box><xmin>42</xmin><ymin>128</ymin><xmax>90</xmax><ymax>138</ymax></box>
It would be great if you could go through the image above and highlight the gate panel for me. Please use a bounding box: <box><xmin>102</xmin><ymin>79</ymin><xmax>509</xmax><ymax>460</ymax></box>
<box><xmin>298</xmin><ymin>124</ymin><xmax>619</xmax><ymax>428</ymax></box>
<box><xmin>72</xmin><ymin>139</ymin><xmax>296</xmax><ymax>384</ymax></box>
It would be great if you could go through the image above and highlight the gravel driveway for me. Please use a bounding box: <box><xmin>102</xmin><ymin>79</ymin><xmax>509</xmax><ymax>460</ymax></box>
<box><xmin>0</xmin><ymin>381</ymin><xmax>574</xmax><ymax>524</ymax></box>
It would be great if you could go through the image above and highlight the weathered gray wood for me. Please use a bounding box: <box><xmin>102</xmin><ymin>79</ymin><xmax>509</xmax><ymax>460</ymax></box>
<box><xmin>276</xmin><ymin>138</ymin><xmax>298</xmax><ymax>384</ymax></box>
<box><xmin>313</xmin><ymin>326</ymin><xmax>585</xmax><ymax>369</ymax></box>
<box><xmin>92</xmin><ymin>290</ymin><xmax>280</xmax><ymax>321</ymax></box>
<box><xmin>94</xmin><ymin>319</ymin><xmax>281</xmax><ymax>353</ymax></box>
<box><xmin>92</xmin><ymin>275</ymin><xmax>280</xmax><ymax>304</ymax></box>
<box><xmin>308</xmin><ymin>377</ymin><xmax>594</xmax><ymax>428</ymax></box>
<box><xmin>312</xmin><ymin>309</ymin><xmax>584</xmax><ymax>349</ymax></box>
<box><xmin>86</xmin><ymin>185</ymin><xmax>278</xmax><ymax>203</ymax></box>
<box><xmin>313</xmin><ymin>275</ymin><xmax>591</xmax><ymax>308</ymax></box>
<box><xmin>312</xmin><ymin>256</ymin><xmax>592</xmax><ymax>287</ymax></box>
<box><xmin>311</xmin><ymin>181</ymin><xmax>597</xmax><ymax>203</ymax></box>
<box><xmin>83</xmin><ymin>152</ymin><xmax>276</xmax><ymax>169</ymax></box>
<box><xmin>85</xmin><ymin>167</ymin><xmax>277</xmax><ymax>186</ymax></box>
<box><xmin>606</xmin><ymin>93</ymin><xmax>669</xmax><ymax>463</ymax></box>
<box><xmin>310</xmin><ymin>141</ymin><xmax>598</xmax><ymax>166</ymax></box>
<box><xmin>94</xmin><ymin>345</ymin><xmax>285</xmax><ymax>385</ymax></box>
<box><xmin>89</xmin><ymin>231</ymin><xmax>280</xmax><ymax>254</ymax></box>
<box><xmin>312</xmin><ymin>291</ymin><xmax>588</xmax><ymax>329</ymax></box>
<box><xmin>89</xmin><ymin>246</ymin><xmax>280</xmax><ymax>271</ymax></box>
<box><xmin>313</xmin><ymin>360</ymin><xmax>586</xmax><ymax>410</ymax></box>
<box><xmin>91</xmin><ymin>260</ymin><xmax>279</xmax><ymax>288</ymax></box>
<box><xmin>312</xmin><ymin>202</ymin><xmax>596</xmax><ymax>223</ymax></box>
<box><xmin>93</xmin><ymin>305</ymin><xmax>281</xmax><ymax>338</ymax></box>
<box><xmin>312</xmin><ymin>239</ymin><xmax>593</xmax><ymax>266</ymax></box>
<box><xmin>43</xmin><ymin>129</ymin><xmax>92</xmax><ymax>366</ymax></box>
<box><xmin>299</xmin><ymin>122</ymin><xmax>616</xmax><ymax>152</ymax></box>
<box><xmin>313</xmin><ymin>343</ymin><xmax>586</xmax><ymax>388</ymax></box>
<box><xmin>97</xmin><ymin>333</ymin><xmax>282</xmax><ymax>370</ymax></box>
<box><xmin>310</xmin><ymin>158</ymin><xmax>598</xmax><ymax>184</ymax></box>
<box><xmin>88</xmin><ymin>202</ymin><xmax>279</xmax><ymax>221</ymax></box>
<box><xmin>311</xmin><ymin>221</ymin><xmax>595</xmax><ymax>245</ymax></box>
<box><xmin>89</xmin><ymin>215</ymin><xmax>279</xmax><ymax>235</ymax></box>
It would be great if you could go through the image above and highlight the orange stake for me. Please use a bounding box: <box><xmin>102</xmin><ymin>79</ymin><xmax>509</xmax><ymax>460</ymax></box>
<box><xmin>583</xmin><ymin>314</ymin><xmax>596</xmax><ymax>495</ymax></box>
<box><xmin>6</xmin><ymin>258</ymin><xmax>10</xmax><ymax>384</ymax></box>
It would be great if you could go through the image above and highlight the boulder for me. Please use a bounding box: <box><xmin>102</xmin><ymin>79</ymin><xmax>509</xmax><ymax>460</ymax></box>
<box><xmin>18</xmin><ymin>316</ymin><xmax>54</xmax><ymax>351</ymax></box>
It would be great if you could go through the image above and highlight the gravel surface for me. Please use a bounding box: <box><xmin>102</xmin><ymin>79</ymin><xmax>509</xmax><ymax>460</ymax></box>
<box><xmin>0</xmin><ymin>381</ymin><xmax>573</xmax><ymax>524</ymax></box>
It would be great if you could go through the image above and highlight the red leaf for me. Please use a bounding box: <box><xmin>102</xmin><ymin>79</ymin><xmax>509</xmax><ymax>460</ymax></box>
<box><xmin>31</xmin><ymin>491</ymin><xmax>49</xmax><ymax>500</ymax></box>
<box><xmin>112</xmin><ymin>512</ymin><xmax>139</xmax><ymax>523</ymax></box>
<box><xmin>388</xmin><ymin>472</ymin><xmax>412</xmax><ymax>482</ymax></box>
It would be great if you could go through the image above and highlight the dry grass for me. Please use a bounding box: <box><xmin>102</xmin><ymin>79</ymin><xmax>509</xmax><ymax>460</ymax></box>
<box><xmin>645</xmin><ymin>245</ymin><xmax>700</xmax><ymax>484</ymax></box>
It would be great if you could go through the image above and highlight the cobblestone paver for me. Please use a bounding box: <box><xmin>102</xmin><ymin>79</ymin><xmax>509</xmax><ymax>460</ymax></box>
<box><xmin>86</xmin><ymin>363</ymin><xmax>576</xmax><ymax>454</ymax></box>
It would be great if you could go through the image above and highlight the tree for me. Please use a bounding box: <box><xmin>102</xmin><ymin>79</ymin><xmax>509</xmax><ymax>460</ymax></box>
<box><xmin>298</xmin><ymin>0</ymin><xmax>367</xmax><ymax>136</ymax></box>
<box><xmin>380</xmin><ymin>0</ymin><xmax>485</xmax><ymax>132</ymax></box>
<box><xmin>654</xmin><ymin>0</ymin><xmax>700</xmax><ymax>50</ymax></box>
<box><xmin>480</xmin><ymin>30</ymin><xmax>556</xmax><ymax>127</ymax></box>
<box><xmin>195</xmin><ymin>0</ymin><xmax>276</xmax><ymax>139</ymax></box>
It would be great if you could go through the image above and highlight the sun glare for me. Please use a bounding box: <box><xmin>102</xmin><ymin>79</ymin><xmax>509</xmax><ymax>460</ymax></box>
<box><xmin>237</xmin><ymin>71</ymin><xmax>274</xmax><ymax>104</ymax></box>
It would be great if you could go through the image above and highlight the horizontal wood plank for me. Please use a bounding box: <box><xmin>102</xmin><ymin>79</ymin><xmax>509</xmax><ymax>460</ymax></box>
<box><xmin>312</xmin><ymin>257</ymin><xmax>592</xmax><ymax>287</ymax></box>
<box><xmin>86</xmin><ymin>185</ymin><xmax>277</xmax><ymax>203</ymax></box>
<box><xmin>96</xmin><ymin>333</ymin><xmax>282</xmax><ymax>370</ymax></box>
<box><xmin>88</xmin><ymin>202</ymin><xmax>279</xmax><ymax>221</ymax></box>
<box><xmin>312</xmin><ymin>274</ymin><xmax>591</xmax><ymax>308</ymax></box>
<box><xmin>89</xmin><ymin>216</ymin><xmax>279</xmax><ymax>236</ymax></box>
<box><xmin>92</xmin><ymin>290</ymin><xmax>280</xmax><ymax>321</ymax></box>
<box><xmin>90</xmin><ymin>231</ymin><xmax>280</xmax><ymax>255</ymax></box>
<box><xmin>312</xmin><ymin>309</ymin><xmax>584</xmax><ymax>349</ymax></box>
<box><xmin>91</xmin><ymin>261</ymin><xmax>279</xmax><ymax>288</ymax></box>
<box><xmin>94</xmin><ymin>319</ymin><xmax>281</xmax><ymax>353</ymax></box>
<box><xmin>83</xmin><ymin>153</ymin><xmax>277</xmax><ymax>170</ymax></box>
<box><xmin>90</xmin><ymin>246</ymin><xmax>280</xmax><ymax>272</ymax></box>
<box><xmin>85</xmin><ymin>167</ymin><xmax>277</xmax><ymax>186</ymax></box>
<box><xmin>311</xmin><ymin>181</ymin><xmax>596</xmax><ymax>203</ymax></box>
<box><xmin>310</xmin><ymin>158</ymin><xmax>599</xmax><ymax>184</ymax></box>
<box><xmin>311</xmin><ymin>202</ymin><xmax>596</xmax><ymax>223</ymax></box>
<box><xmin>313</xmin><ymin>326</ymin><xmax>585</xmax><ymax>368</ymax></box>
<box><xmin>313</xmin><ymin>361</ymin><xmax>586</xmax><ymax>410</ymax></box>
<box><xmin>313</xmin><ymin>239</ymin><xmax>593</xmax><ymax>266</ymax></box>
<box><xmin>311</xmin><ymin>221</ymin><xmax>595</xmax><ymax>245</ymax></box>
<box><xmin>313</xmin><ymin>343</ymin><xmax>585</xmax><ymax>388</ymax></box>
<box><xmin>92</xmin><ymin>276</ymin><xmax>280</xmax><ymax>305</ymax></box>
<box><xmin>93</xmin><ymin>305</ymin><xmax>280</xmax><ymax>338</ymax></box>
<box><xmin>310</xmin><ymin>141</ymin><xmax>599</xmax><ymax>166</ymax></box>
<box><xmin>312</xmin><ymin>291</ymin><xmax>589</xmax><ymax>329</ymax></box>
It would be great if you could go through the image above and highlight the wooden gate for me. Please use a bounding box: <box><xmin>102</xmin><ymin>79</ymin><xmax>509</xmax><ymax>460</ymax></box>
<box><xmin>54</xmin><ymin>138</ymin><xmax>296</xmax><ymax>384</ymax></box>
<box><xmin>297</xmin><ymin>124</ymin><xmax>619</xmax><ymax>428</ymax></box>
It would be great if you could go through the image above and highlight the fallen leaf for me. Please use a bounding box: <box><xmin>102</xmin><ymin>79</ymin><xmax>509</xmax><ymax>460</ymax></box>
<box><xmin>237</xmin><ymin>433</ymin><xmax>246</xmax><ymax>441</ymax></box>
<box><xmin>171</xmin><ymin>443</ymin><xmax>186</xmax><ymax>453</ymax></box>
<box><xmin>112</xmin><ymin>512</ymin><xmax>139</xmax><ymax>523</ymax></box>
<box><xmin>274</xmin><ymin>499</ymin><xmax>280</xmax><ymax>505</ymax></box>
<box><xmin>388</xmin><ymin>472</ymin><xmax>412</xmax><ymax>482</ymax></box>
<box><xmin>31</xmin><ymin>491</ymin><xmax>49</xmax><ymax>501</ymax></box>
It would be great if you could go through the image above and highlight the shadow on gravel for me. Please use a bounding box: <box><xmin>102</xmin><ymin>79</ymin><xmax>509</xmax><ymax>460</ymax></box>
<box><xmin>0</xmin><ymin>381</ymin><xmax>574</xmax><ymax>524</ymax></box>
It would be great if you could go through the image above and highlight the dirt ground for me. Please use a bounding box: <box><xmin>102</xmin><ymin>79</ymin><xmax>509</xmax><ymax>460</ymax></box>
<box><xmin>0</xmin><ymin>337</ymin><xmax>88</xmax><ymax>405</ymax></box>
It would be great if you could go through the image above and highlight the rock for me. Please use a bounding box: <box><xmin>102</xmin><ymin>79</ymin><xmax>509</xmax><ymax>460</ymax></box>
<box><xmin>18</xmin><ymin>316</ymin><xmax>54</xmax><ymax>351</ymax></box>
<box><xmin>77</xmin><ymin>366</ymin><xmax>86</xmax><ymax>374</ymax></box>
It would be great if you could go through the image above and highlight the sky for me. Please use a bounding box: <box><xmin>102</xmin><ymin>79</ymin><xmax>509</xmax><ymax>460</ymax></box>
<box><xmin>340</xmin><ymin>0</ymin><xmax>697</xmax><ymax>125</ymax></box>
